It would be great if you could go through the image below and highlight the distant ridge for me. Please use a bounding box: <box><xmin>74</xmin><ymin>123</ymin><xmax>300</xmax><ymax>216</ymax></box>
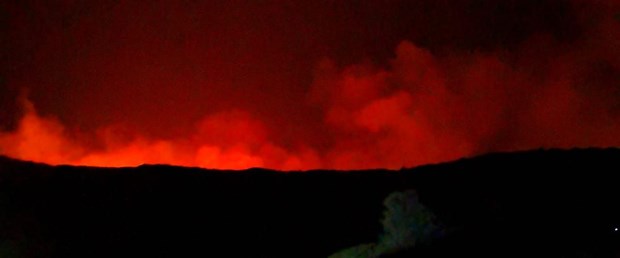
<box><xmin>3</xmin><ymin>147</ymin><xmax>619</xmax><ymax>172</ymax></box>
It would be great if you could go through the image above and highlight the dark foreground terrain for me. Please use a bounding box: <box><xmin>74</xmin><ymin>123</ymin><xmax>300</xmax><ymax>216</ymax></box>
<box><xmin>0</xmin><ymin>148</ymin><xmax>619</xmax><ymax>257</ymax></box>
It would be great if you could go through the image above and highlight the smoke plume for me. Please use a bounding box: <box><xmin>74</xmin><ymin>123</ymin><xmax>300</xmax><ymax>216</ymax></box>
<box><xmin>1</xmin><ymin>1</ymin><xmax>620</xmax><ymax>170</ymax></box>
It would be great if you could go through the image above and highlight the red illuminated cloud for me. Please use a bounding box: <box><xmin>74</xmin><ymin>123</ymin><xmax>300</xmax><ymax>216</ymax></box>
<box><xmin>1</xmin><ymin>1</ymin><xmax>620</xmax><ymax>170</ymax></box>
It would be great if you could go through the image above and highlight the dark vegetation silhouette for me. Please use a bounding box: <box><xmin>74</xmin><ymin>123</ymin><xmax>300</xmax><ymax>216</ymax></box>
<box><xmin>330</xmin><ymin>190</ymin><xmax>444</xmax><ymax>258</ymax></box>
<box><xmin>0</xmin><ymin>148</ymin><xmax>619</xmax><ymax>257</ymax></box>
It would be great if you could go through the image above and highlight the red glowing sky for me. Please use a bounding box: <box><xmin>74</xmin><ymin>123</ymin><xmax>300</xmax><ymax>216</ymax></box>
<box><xmin>1</xmin><ymin>0</ymin><xmax>620</xmax><ymax>170</ymax></box>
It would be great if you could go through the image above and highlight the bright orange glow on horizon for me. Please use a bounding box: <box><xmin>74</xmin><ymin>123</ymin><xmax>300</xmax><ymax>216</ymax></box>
<box><xmin>2</xmin><ymin>1</ymin><xmax>620</xmax><ymax>170</ymax></box>
<box><xmin>3</xmin><ymin>38</ymin><xmax>620</xmax><ymax>170</ymax></box>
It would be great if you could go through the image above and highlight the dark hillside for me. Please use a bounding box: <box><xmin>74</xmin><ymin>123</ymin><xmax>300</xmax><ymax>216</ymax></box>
<box><xmin>0</xmin><ymin>148</ymin><xmax>619</xmax><ymax>257</ymax></box>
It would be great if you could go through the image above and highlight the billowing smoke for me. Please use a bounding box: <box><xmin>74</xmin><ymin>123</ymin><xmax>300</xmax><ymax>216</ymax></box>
<box><xmin>0</xmin><ymin>96</ymin><xmax>321</xmax><ymax>169</ymax></box>
<box><xmin>1</xmin><ymin>1</ymin><xmax>620</xmax><ymax>170</ymax></box>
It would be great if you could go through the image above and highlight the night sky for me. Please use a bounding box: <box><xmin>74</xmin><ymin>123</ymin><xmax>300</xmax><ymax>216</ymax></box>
<box><xmin>1</xmin><ymin>0</ymin><xmax>620</xmax><ymax>170</ymax></box>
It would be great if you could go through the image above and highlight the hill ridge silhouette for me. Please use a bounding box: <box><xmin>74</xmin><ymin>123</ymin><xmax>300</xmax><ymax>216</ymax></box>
<box><xmin>0</xmin><ymin>148</ymin><xmax>619</xmax><ymax>257</ymax></box>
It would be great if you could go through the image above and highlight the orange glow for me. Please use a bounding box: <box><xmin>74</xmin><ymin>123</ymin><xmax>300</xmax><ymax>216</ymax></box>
<box><xmin>0</xmin><ymin>99</ymin><xmax>322</xmax><ymax>170</ymax></box>
<box><xmin>3</xmin><ymin>23</ymin><xmax>620</xmax><ymax>170</ymax></box>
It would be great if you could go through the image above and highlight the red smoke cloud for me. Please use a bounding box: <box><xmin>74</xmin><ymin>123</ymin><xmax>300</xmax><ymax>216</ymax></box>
<box><xmin>1</xmin><ymin>1</ymin><xmax>620</xmax><ymax>170</ymax></box>
<box><xmin>0</xmin><ymin>98</ymin><xmax>321</xmax><ymax>170</ymax></box>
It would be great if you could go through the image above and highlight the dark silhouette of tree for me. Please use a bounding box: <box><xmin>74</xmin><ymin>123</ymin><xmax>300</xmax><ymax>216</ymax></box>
<box><xmin>379</xmin><ymin>189</ymin><xmax>443</xmax><ymax>251</ymax></box>
<box><xmin>329</xmin><ymin>189</ymin><xmax>443</xmax><ymax>258</ymax></box>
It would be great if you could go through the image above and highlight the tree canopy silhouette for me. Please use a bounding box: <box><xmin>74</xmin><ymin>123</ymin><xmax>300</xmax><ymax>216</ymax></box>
<box><xmin>330</xmin><ymin>189</ymin><xmax>444</xmax><ymax>258</ymax></box>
